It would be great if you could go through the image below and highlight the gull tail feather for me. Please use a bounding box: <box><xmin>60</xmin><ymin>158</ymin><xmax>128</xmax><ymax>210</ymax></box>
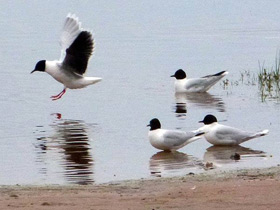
<box><xmin>250</xmin><ymin>129</ymin><xmax>269</xmax><ymax>139</ymax></box>
<box><xmin>240</xmin><ymin>129</ymin><xmax>269</xmax><ymax>144</ymax></box>
<box><xmin>186</xmin><ymin>134</ymin><xmax>203</xmax><ymax>145</ymax></box>
<box><xmin>257</xmin><ymin>129</ymin><xmax>269</xmax><ymax>137</ymax></box>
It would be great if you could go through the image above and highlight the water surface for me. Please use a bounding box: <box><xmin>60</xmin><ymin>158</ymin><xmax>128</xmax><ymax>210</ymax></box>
<box><xmin>0</xmin><ymin>0</ymin><xmax>279</xmax><ymax>185</ymax></box>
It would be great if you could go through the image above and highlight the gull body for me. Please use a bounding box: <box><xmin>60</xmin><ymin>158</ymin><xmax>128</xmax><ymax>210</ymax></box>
<box><xmin>198</xmin><ymin>115</ymin><xmax>269</xmax><ymax>146</ymax></box>
<box><xmin>44</xmin><ymin>60</ymin><xmax>101</xmax><ymax>89</ymax></box>
<box><xmin>171</xmin><ymin>69</ymin><xmax>228</xmax><ymax>93</ymax></box>
<box><xmin>147</xmin><ymin>118</ymin><xmax>203</xmax><ymax>151</ymax></box>
<box><xmin>31</xmin><ymin>14</ymin><xmax>102</xmax><ymax>100</ymax></box>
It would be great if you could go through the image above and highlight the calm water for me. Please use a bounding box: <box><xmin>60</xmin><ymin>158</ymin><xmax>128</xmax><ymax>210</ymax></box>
<box><xmin>0</xmin><ymin>0</ymin><xmax>280</xmax><ymax>185</ymax></box>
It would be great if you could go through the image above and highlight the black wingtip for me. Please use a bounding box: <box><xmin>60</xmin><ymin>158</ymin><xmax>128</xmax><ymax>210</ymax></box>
<box><xmin>195</xmin><ymin>132</ymin><xmax>204</xmax><ymax>136</ymax></box>
<box><xmin>212</xmin><ymin>71</ymin><xmax>226</xmax><ymax>76</ymax></box>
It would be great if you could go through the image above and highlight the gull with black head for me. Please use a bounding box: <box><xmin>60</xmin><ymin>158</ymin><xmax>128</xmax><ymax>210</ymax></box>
<box><xmin>147</xmin><ymin>118</ymin><xmax>204</xmax><ymax>151</ymax></box>
<box><xmin>198</xmin><ymin>114</ymin><xmax>269</xmax><ymax>146</ymax></box>
<box><xmin>171</xmin><ymin>69</ymin><xmax>228</xmax><ymax>93</ymax></box>
<box><xmin>31</xmin><ymin>14</ymin><xmax>102</xmax><ymax>100</ymax></box>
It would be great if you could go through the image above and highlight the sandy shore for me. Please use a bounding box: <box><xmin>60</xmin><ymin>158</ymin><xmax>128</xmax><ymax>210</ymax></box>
<box><xmin>1</xmin><ymin>167</ymin><xmax>280</xmax><ymax>210</ymax></box>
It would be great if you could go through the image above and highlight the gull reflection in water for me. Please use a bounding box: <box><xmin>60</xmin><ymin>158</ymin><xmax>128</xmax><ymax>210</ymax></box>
<box><xmin>54</xmin><ymin>119</ymin><xmax>94</xmax><ymax>185</ymax></box>
<box><xmin>35</xmin><ymin>115</ymin><xmax>95</xmax><ymax>185</ymax></box>
<box><xmin>149</xmin><ymin>151</ymin><xmax>202</xmax><ymax>177</ymax></box>
<box><xmin>174</xmin><ymin>92</ymin><xmax>226</xmax><ymax>116</ymax></box>
<box><xmin>203</xmin><ymin>145</ymin><xmax>265</xmax><ymax>165</ymax></box>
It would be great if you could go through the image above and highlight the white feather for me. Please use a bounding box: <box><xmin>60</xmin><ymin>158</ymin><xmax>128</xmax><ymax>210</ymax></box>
<box><xmin>198</xmin><ymin>122</ymin><xmax>269</xmax><ymax>146</ymax></box>
<box><xmin>59</xmin><ymin>13</ymin><xmax>82</xmax><ymax>61</ymax></box>
<box><xmin>148</xmin><ymin>128</ymin><xmax>202</xmax><ymax>151</ymax></box>
<box><xmin>175</xmin><ymin>71</ymin><xmax>228</xmax><ymax>93</ymax></box>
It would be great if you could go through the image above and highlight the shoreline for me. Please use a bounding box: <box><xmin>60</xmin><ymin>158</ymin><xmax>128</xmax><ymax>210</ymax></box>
<box><xmin>1</xmin><ymin>166</ymin><xmax>280</xmax><ymax>209</ymax></box>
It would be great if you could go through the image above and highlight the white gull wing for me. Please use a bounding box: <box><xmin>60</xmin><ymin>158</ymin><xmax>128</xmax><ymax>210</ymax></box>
<box><xmin>184</xmin><ymin>78</ymin><xmax>216</xmax><ymax>92</ymax></box>
<box><xmin>60</xmin><ymin>14</ymin><xmax>95</xmax><ymax>75</ymax></box>
<box><xmin>188</xmin><ymin>71</ymin><xmax>228</xmax><ymax>92</ymax></box>
<box><xmin>162</xmin><ymin>130</ymin><xmax>202</xmax><ymax>149</ymax></box>
<box><xmin>59</xmin><ymin>14</ymin><xmax>82</xmax><ymax>61</ymax></box>
<box><xmin>200</xmin><ymin>123</ymin><xmax>269</xmax><ymax>146</ymax></box>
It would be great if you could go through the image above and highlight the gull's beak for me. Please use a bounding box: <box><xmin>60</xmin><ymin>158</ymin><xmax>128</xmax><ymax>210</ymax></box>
<box><xmin>198</xmin><ymin>120</ymin><xmax>204</xmax><ymax>123</ymax></box>
<box><xmin>147</xmin><ymin>124</ymin><xmax>151</xmax><ymax>127</ymax></box>
<box><xmin>170</xmin><ymin>75</ymin><xmax>175</xmax><ymax>77</ymax></box>
<box><xmin>30</xmin><ymin>69</ymin><xmax>37</xmax><ymax>74</ymax></box>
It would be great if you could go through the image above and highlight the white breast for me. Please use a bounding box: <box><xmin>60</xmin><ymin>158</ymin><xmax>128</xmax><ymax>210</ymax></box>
<box><xmin>199</xmin><ymin>123</ymin><xmax>220</xmax><ymax>145</ymax></box>
<box><xmin>45</xmin><ymin>61</ymin><xmax>65</xmax><ymax>84</ymax></box>
<box><xmin>148</xmin><ymin>129</ymin><xmax>168</xmax><ymax>150</ymax></box>
<box><xmin>174</xmin><ymin>79</ymin><xmax>188</xmax><ymax>92</ymax></box>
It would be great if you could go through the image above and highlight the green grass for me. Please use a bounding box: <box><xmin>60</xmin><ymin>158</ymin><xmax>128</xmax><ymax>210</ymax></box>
<box><xmin>258</xmin><ymin>54</ymin><xmax>280</xmax><ymax>101</ymax></box>
<box><xmin>221</xmin><ymin>53</ymin><xmax>280</xmax><ymax>102</ymax></box>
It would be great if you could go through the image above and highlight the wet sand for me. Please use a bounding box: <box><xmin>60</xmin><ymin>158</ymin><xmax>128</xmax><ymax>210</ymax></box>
<box><xmin>1</xmin><ymin>167</ymin><xmax>280</xmax><ymax>210</ymax></box>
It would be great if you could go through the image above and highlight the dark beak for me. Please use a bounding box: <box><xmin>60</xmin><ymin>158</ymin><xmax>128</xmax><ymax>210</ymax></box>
<box><xmin>170</xmin><ymin>75</ymin><xmax>175</xmax><ymax>77</ymax></box>
<box><xmin>30</xmin><ymin>69</ymin><xmax>37</xmax><ymax>74</ymax></box>
<box><xmin>198</xmin><ymin>120</ymin><xmax>204</xmax><ymax>123</ymax></box>
<box><xmin>147</xmin><ymin>124</ymin><xmax>150</xmax><ymax>127</ymax></box>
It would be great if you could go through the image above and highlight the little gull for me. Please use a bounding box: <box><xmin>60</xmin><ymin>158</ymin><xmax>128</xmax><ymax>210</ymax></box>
<box><xmin>171</xmin><ymin>69</ymin><xmax>228</xmax><ymax>93</ymax></box>
<box><xmin>198</xmin><ymin>114</ymin><xmax>269</xmax><ymax>146</ymax></box>
<box><xmin>147</xmin><ymin>118</ymin><xmax>204</xmax><ymax>151</ymax></box>
<box><xmin>31</xmin><ymin>14</ymin><xmax>102</xmax><ymax>100</ymax></box>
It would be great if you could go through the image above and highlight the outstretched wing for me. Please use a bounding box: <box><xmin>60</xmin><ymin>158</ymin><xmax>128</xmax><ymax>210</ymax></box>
<box><xmin>60</xmin><ymin>14</ymin><xmax>82</xmax><ymax>61</ymax></box>
<box><xmin>63</xmin><ymin>31</ymin><xmax>94</xmax><ymax>75</ymax></box>
<box><xmin>60</xmin><ymin>14</ymin><xmax>94</xmax><ymax>75</ymax></box>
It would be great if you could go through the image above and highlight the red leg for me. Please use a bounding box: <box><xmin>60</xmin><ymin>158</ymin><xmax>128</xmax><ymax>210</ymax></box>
<box><xmin>51</xmin><ymin>113</ymin><xmax>62</xmax><ymax>119</ymax></box>
<box><xmin>51</xmin><ymin>88</ymin><xmax>67</xmax><ymax>101</ymax></box>
<box><xmin>50</xmin><ymin>91</ymin><xmax>63</xmax><ymax>98</ymax></box>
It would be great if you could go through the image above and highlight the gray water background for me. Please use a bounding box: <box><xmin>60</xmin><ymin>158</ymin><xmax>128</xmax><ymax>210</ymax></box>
<box><xmin>0</xmin><ymin>0</ymin><xmax>279</xmax><ymax>185</ymax></box>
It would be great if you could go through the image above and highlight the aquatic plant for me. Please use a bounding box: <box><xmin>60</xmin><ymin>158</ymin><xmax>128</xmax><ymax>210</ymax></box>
<box><xmin>222</xmin><ymin>70</ymin><xmax>257</xmax><ymax>89</ymax></box>
<box><xmin>258</xmin><ymin>56</ymin><xmax>280</xmax><ymax>101</ymax></box>
<box><xmin>220</xmin><ymin>60</ymin><xmax>279</xmax><ymax>102</ymax></box>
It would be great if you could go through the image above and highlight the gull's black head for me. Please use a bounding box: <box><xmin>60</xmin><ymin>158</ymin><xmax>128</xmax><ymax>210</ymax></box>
<box><xmin>31</xmin><ymin>60</ymin><xmax>46</xmax><ymax>73</ymax></box>
<box><xmin>147</xmin><ymin>118</ymin><xmax>161</xmax><ymax>131</ymax></box>
<box><xmin>199</xmin><ymin>114</ymin><xmax>218</xmax><ymax>125</ymax></box>
<box><xmin>171</xmin><ymin>69</ymin><xmax>186</xmax><ymax>80</ymax></box>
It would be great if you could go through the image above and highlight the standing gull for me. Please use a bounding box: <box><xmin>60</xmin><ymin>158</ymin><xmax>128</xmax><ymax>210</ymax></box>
<box><xmin>147</xmin><ymin>118</ymin><xmax>203</xmax><ymax>151</ymax></box>
<box><xmin>31</xmin><ymin>14</ymin><xmax>102</xmax><ymax>100</ymax></box>
<box><xmin>198</xmin><ymin>114</ymin><xmax>269</xmax><ymax>146</ymax></box>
